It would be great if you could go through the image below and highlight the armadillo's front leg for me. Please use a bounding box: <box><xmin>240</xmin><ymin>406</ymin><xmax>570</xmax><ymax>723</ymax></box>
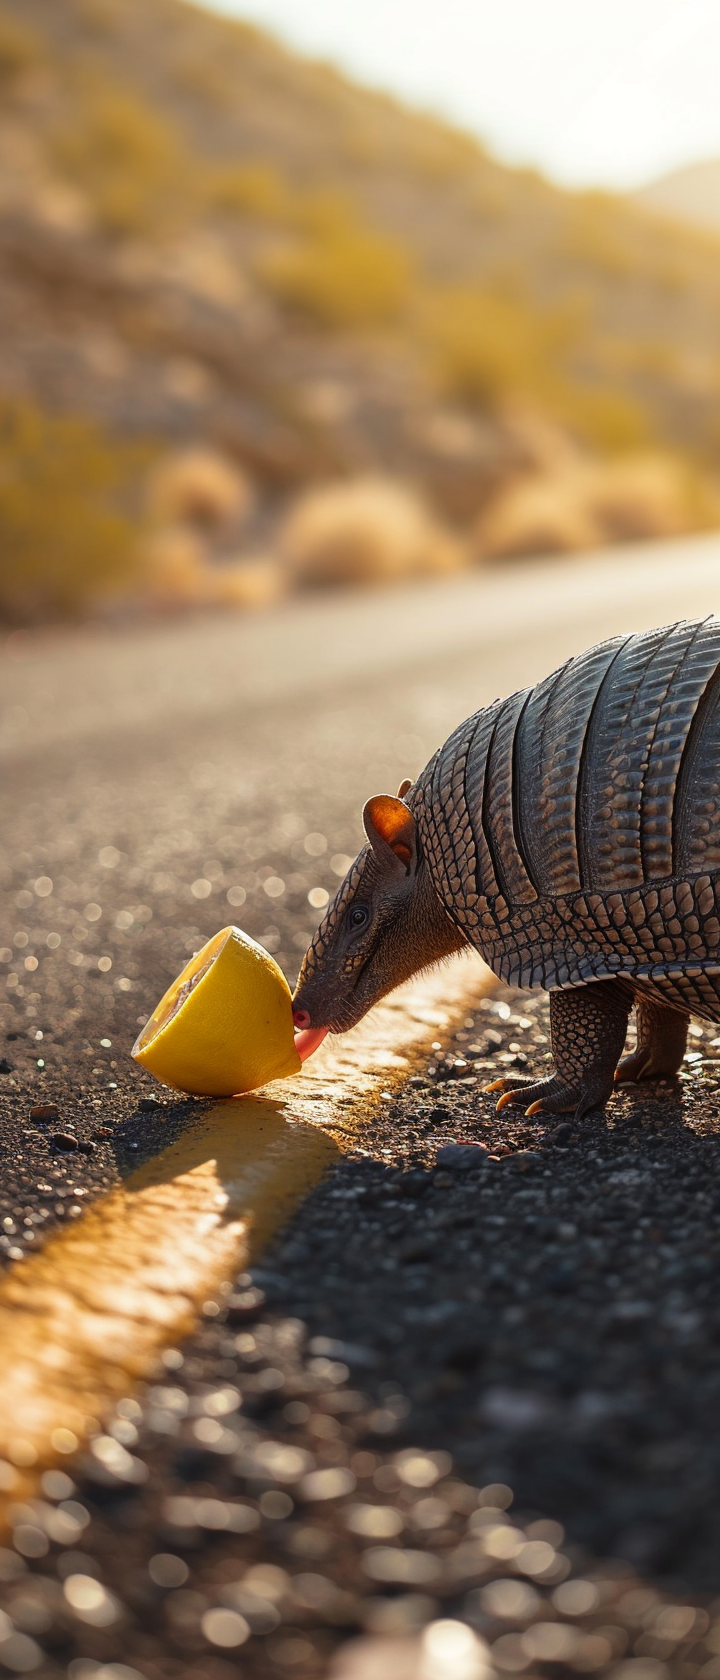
<box><xmin>614</xmin><ymin>993</ymin><xmax>688</xmax><ymax>1083</ymax></box>
<box><xmin>487</xmin><ymin>980</ymin><xmax>633</xmax><ymax>1120</ymax></box>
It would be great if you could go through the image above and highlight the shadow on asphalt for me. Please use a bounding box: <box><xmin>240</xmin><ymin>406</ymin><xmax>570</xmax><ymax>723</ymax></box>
<box><xmin>111</xmin><ymin>1092</ymin><xmax>342</xmax><ymax>1256</ymax></box>
<box><xmin>248</xmin><ymin>1067</ymin><xmax>720</xmax><ymax>1595</ymax></box>
<box><xmin>105</xmin><ymin>1063</ymin><xmax>720</xmax><ymax>1594</ymax></box>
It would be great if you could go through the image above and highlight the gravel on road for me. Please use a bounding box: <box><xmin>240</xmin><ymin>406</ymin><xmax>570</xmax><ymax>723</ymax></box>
<box><xmin>4</xmin><ymin>995</ymin><xmax>720</xmax><ymax>1679</ymax></box>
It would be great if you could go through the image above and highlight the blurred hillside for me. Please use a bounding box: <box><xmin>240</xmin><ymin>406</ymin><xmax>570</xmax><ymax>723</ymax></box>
<box><xmin>637</xmin><ymin>158</ymin><xmax>720</xmax><ymax>236</ymax></box>
<box><xmin>1</xmin><ymin>0</ymin><xmax>720</xmax><ymax>621</ymax></box>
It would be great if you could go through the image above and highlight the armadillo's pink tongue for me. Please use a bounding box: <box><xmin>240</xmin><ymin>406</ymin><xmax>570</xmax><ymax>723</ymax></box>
<box><xmin>294</xmin><ymin>1025</ymin><xmax>329</xmax><ymax>1062</ymax></box>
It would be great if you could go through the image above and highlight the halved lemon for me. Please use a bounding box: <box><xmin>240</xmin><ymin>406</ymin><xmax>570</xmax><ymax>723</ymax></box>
<box><xmin>132</xmin><ymin>925</ymin><xmax>301</xmax><ymax>1097</ymax></box>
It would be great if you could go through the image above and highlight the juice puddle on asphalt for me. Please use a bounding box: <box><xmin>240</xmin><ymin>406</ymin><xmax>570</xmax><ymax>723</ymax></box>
<box><xmin>0</xmin><ymin>954</ymin><xmax>494</xmax><ymax>1515</ymax></box>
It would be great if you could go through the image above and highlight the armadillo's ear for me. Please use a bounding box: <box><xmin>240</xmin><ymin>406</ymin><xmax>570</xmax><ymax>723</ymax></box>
<box><xmin>396</xmin><ymin>777</ymin><xmax>412</xmax><ymax>800</ymax></box>
<box><xmin>363</xmin><ymin>794</ymin><xmax>417</xmax><ymax>877</ymax></box>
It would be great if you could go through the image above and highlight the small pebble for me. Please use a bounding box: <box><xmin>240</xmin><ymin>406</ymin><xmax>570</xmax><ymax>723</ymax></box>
<box><xmin>30</xmin><ymin>1104</ymin><xmax>59</xmax><ymax>1122</ymax></box>
<box><xmin>50</xmin><ymin>1132</ymin><xmax>78</xmax><ymax>1152</ymax></box>
<box><xmin>510</xmin><ymin>1149</ymin><xmax>545</xmax><ymax>1170</ymax></box>
<box><xmin>436</xmin><ymin>1142</ymin><xmax>488</xmax><ymax>1171</ymax></box>
<box><xmin>139</xmin><ymin>1097</ymin><xmax>163</xmax><ymax>1111</ymax></box>
<box><xmin>226</xmin><ymin>1288</ymin><xmax>267</xmax><ymax>1323</ymax></box>
<box><xmin>0</xmin><ymin>1059</ymin><xmax>13</xmax><ymax>1074</ymax></box>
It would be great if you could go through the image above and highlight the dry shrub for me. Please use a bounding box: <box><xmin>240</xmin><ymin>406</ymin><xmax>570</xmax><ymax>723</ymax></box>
<box><xmin>477</xmin><ymin>473</ymin><xmax>599</xmax><ymax>561</ymax></box>
<box><xmin>500</xmin><ymin>406</ymin><xmax>585</xmax><ymax>476</ymax></box>
<box><xmin>148</xmin><ymin>449</ymin><xmax>252</xmax><ymax>533</ymax></box>
<box><xmin>0</xmin><ymin>396</ymin><xmax>142</xmax><ymax>623</ymax></box>
<box><xmin>280</xmin><ymin>477</ymin><xmax>466</xmax><ymax>587</ymax></box>
<box><xmin>477</xmin><ymin>452</ymin><xmax>713</xmax><ymax>561</ymax></box>
<box><xmin>142</xmin><ymin>529</ymin><xmax>284</xmax><ymax>611</ymax></box>
<box><xmin>211</xmin><ymin>557</ymin><xmax>286</xmax><ymax>610</ymax></box>
<box><xmin>142</xmin><ymin>527</ymin><xmax>206</xmax><ymax>607</ymax></box>
<box><xmin>584</xmin><ymin>454</ymin><xmax>699</xmax><ymax>541</ymax></box>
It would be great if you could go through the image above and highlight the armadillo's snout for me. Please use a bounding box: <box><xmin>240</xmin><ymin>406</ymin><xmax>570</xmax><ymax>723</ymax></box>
<box><xmin>292</xmin><ymin>1006</ymin><xmax>329</xmax><ymax>1063</ymax></box>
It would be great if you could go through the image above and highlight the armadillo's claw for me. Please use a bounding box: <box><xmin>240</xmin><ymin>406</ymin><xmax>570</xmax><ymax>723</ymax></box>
<box><xmin>495</xmin><ymin>1090</ymin><xmax>518</xmax><ymax>1111</ymax></box>
<box><xmin>488</xmin><ymin>1072</ymin><xmax>595</xmax><ymax>1118</ymax></box>
<box><xmin>486</xmin><ymin>1074</ymin><xmax>536</xmax><ymax>1105</ymax></box>
<box><xmin>615</xmin><ymin>1044</ymin><xmax>685</xmax><ymax>1083</ymax></box>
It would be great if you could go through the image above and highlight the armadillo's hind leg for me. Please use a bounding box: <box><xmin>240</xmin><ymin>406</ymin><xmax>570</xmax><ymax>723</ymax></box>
<box><xmin>615</xmin><ymin>994</ymin><xmax>688</xmax><ymax>1083</ymax></box>
<box><xmin>488</xmin><ymin>980</ymin><xmax>633</xmax><ymax>1121</ymax></box>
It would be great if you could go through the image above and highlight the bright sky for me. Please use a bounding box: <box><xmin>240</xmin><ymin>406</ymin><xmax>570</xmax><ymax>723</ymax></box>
<box><xmin>205</xmin><ymin>0</ymin><xmax>720</xmax><ymax>190</ymax></box>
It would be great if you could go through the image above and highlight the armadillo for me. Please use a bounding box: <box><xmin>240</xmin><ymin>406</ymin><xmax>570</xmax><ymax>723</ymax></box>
<box><xmin>293</xmin><ymin>618</ymin><xmax>720</xmax><ymax>1119</ymax></box>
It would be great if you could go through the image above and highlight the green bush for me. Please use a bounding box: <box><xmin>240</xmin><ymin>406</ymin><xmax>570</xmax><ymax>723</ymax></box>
<box><xmin>560</xmin><ymin>385</ymin><xmax>656</xmax><ymax>453</ymax></box>
<box><xmin>0</xmin><ymin>398</ymin><xmax>145</xmax><ymax>623</ymax></box>
<box><xmin>209</xmin><ymin>161</ymin><xmax>291</xmax><ymax>221</ymax></box>
<box><xmin>424</xmin><ymin>285</ymin><xmax>572</xmax><ymax>410</ymax></box>
<box><xmin>290</xmin><ymin>189</ymin><xmax>358</xmax><ymax>238</ymax></box>
<box><xmin>262</xmin><ymin>215</ymin><xmax>412</xmax><ymax>328</ymax></box>
<box><xmin>53</xmin><ymin>79</ymin><xmax>194</xmax><ymax>235</ymax></box>
<box><xmin>210</xmin><ymin>165</ymin><xmax>367</xmax><ymax>242</ymax></box>
<box><xmin>0</xmin><ymin>5</ymin><xmax>42</xmax><ymax>86</ymax></box>
<box><xmin>72</xmin><ymin>0</ymin><xmax>120</xmax><ymax>33</ymax></box>
<box><xmin>422</xmin><ymin>285</ymin><xmax>660</xmax><ymax>454</ymax></box>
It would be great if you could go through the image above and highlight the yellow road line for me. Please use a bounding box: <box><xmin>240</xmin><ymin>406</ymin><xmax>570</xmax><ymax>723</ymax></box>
<box><xmin>0</xmin><ymin>954</ymin><xmax>494</xmax><ymax>1510</ymax></box>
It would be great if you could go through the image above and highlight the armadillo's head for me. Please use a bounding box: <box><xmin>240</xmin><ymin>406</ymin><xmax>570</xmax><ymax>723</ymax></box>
<box><xmin>292</xmin><ymin>787</ymin><xmax>465</xmax><ymax>1049</ymax></box>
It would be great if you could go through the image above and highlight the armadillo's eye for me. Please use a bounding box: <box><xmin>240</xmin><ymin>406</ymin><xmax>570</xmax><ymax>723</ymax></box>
<box><xmin>348</xmin><ymin>905</ymin><xmax>370</xmax><ymax>932</ymax></box>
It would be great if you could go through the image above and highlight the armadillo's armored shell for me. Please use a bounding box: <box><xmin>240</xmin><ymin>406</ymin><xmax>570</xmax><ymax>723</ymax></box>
<box><xmin>415</xmin><ymin>618</ymin><xmax>720</xmax><ymax>1019</ymax></box>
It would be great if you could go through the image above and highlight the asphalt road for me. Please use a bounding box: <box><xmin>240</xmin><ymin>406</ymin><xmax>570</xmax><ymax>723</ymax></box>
<box><xmin>3</xmin><ymin>533</ymin><xmax>720</xmax><ymax>1679</ymax></box>
<box><xmin>2</xmin><ymin>532</ymin><xmax>719</xmax><ymax>1248</ymax></box>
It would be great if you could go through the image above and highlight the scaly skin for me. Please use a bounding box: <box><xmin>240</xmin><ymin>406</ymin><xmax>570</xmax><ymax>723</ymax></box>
<box><xmin>488</xmin><ymin>979</ymin><xmax>635</xmax><ymax>1119</ymax></box>
<box><xmin>615</xmin><ymin>994</ymin><xmax>689</xmax><ymax>1083</ymax></box>
<box><xmin>411</xmin><ymin>619</ymin><xmax>720</xmax><ymax>1111</ymax></box>
<box><xmin>491</xmin><ymin>985</ymin><xmax>690</xmax><ymax>1120</ymax></box>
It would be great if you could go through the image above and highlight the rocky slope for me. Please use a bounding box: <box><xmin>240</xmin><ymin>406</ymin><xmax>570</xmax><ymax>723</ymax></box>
<box><xmin>2</xmin><ymin>0</ymin><xmax>720</xmax><ymax>620</ymax></box>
